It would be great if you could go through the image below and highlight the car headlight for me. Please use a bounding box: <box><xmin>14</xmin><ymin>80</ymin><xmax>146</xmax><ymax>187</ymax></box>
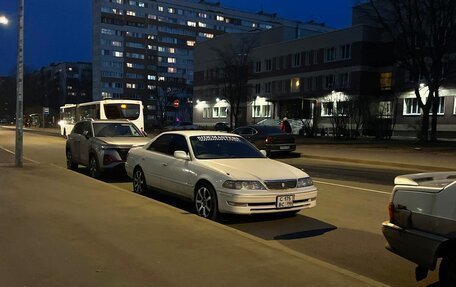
<box><xmin>100</xmin><ymin>145</ymin><xmax>117</xmax><ymax>150</ymax></box>
<box><xmin>297</xmin><ymin>177</ymin><xmax>313</xmax><ymax>188</ymax></box>
<box><xmin>222</xmin><ymin>180</ymin><xmax>266</xmax><ymax>190</ymax></box>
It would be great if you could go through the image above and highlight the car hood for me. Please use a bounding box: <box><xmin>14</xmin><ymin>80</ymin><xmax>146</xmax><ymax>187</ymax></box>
<box><xmin>198</xmin><ymin>158</ymin><xmax>309</xmax><ymax>180</ymax></box>
<box><xmin>97</xmin><ymin>137</ymin><xmax>150</xmax><ymax>147</ymax></box>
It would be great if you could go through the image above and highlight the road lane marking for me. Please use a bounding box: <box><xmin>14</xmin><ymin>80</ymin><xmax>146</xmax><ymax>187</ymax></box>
<box><xmin>314</xmin><ymin>179</ymin><xmax>391</xmax><ymax>195</ymax></box>
<box><xmin>0</xmin><ymin>145</ymin><xmax>40</xmax><ymax>164</ymax></box>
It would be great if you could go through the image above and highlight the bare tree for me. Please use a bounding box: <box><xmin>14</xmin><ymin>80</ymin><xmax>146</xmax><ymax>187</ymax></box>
<box><xmin>155</xmin><ymin>86</ymin><xmax>184</xmax><ymax>128</ymax></box>
<box><xmin>366</xmin><ymin>0</ymin><xmax>456</xmax><ymax>141</ymax></box>
<box><xmin>212</xmin><ymin>35</ymin><xmax>258</xmax><ymax>128</ymax></box>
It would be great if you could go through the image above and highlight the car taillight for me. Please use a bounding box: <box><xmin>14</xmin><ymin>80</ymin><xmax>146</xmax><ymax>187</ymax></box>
<box><xmin>388</xmin><ymin>202</ymin><xmax>395</xmax><ymax>223</ymax></box>
<box><xmin>265</xmin><ymin>137</ymin><xmax>273</xmax><ymax>144</ymax></box>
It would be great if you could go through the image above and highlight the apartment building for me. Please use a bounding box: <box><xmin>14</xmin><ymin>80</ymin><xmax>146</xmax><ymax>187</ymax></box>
<box><xmin>92</xmin><ymin>0</ymin><xmax>332</xmax><ymax>126</ymax></box>
<box><xmin>193</xmin><ymin>25</ymin><xmax>395</xmax><ymax>132</ymax></box>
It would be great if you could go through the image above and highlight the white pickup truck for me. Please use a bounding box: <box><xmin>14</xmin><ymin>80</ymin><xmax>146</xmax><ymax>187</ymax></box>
<box><xmin>382</xmin><ymin>172</ymin><xmax>456</xmax><ymax>286</ymax></box>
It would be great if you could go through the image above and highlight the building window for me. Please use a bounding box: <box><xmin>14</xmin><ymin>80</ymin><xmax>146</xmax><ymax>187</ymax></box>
<box><xmin>430</xmin><ymin>97</ymin><xmax>445</xmax><ymax>115</ymax></box>
<box><xmin>378</xmin><ymin>101</ymin><xmax>392</xmax><ymax>118</ymax></box>
<box><xmin>321</xmin><ymin>102</ymin><xmax>334</xmax><ymax>116</ymax></box>
<box><xmin>292</xmin><ymin>53</ymin><xmax>301</xmax><ymax>67</ymax></box>
<box><xmin>265</xmin><ymin>59</ymin><xmax>272</xmax><ymax>71</ymax></box>
<box><xmin>255</xmin><ymin>61</ymin><xmax>261</xmax><ymax>73</ymax></box>
<box><xmin>380</xmin><ymin>72</ymin><xmax>393</xmax><ymax>91</ymax></box>
<box><xmin>403</xmin><ymin>98</ymin><xmax>421</xmax><ymax>115</ymax></box>
<box><xmin>313</xmin><ymin>50</ymin><xmax>319</xmax><ymax>64</ymax></box>
<box><xmin>203</xmin><ymin>107</ymin><xmax>211</xmax><ymax>118</ymax></box>
<box><xmin>325</xmin><ymin>75</ymin><xmax>335</xmax><ymax>89</ymax></box>
<box><xmin>216</xmin><ymin>15</ymin><xmax>224</xmax><ymax>21</ymax></box>
<box><xmin>290</xmin><ymin>77</ymin><xmax>300</xmax><ymax>93</ymax></box>
<box><xmin>187</xmin><ymin>21</ymin><xmax>196</xmax><ymax>27</ymax></box>
<box><xmin>186</xmin><ymin>40</ymin><xmax>195</xmax><ymax>47</ymax></box>
<box><xmin>167</xmin><ymin>57</ymin><xmax>176</xmax><ymax>63</ymax></box>
<box><xmin>255</xmin><ymin>83</ymin><xmax>261</xmax><ymax>94</ymax></box>
<box><xmin>338</xmin><ymin>73</ymin><xmax>350</xmax><ymax>88</ymax></box>
<box><xmin>325</xmin><ymin>47</ymin><xmax>336</xmax><ymax>62</ymax></box>
<box><xmin>340</xmin><ymin>44</ymin><xmax>351</xmax><ymax>59</ymax></box>
<box><xmin>305</xmin><ymin>77</ymin><xmax>313</xmax><ymax>91</ymax></box>
<box><xmin>264</xmin><ymin>82</ymin><xmax>271</xmax><ymax>94</ymax></box>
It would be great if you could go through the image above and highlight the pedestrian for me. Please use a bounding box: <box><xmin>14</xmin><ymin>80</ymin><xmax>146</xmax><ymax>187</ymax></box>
<box><xmin>280</xmin><ymin>117</ymin><xmax>292</xmax><ymax>133</ymax></box>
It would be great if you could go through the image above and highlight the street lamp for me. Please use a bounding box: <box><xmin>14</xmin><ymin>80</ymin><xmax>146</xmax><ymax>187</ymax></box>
<box><xmin>16</xmin><ymin>0</ymin><xmax>24</xmax><ymax>167</ymax></box>
<box><xmin>0</xmin><ymin>15</ymin><xmax>9</xmax><ymax>25</ymax></box>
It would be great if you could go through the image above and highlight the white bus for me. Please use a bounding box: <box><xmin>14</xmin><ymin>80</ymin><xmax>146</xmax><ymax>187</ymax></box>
<box><xmin>59</xmin><ymin>99</ymin><xmax>144</xmax><ymax>137</ymax></box>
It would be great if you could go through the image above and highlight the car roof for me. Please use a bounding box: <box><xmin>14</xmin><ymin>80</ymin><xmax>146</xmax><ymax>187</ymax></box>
<box><xmin>160</xmin><ymin>130</ymin><xmax>238</xmax><ymax>137</ymax></box>
<box><xmin>78</xmin><ymin>119</ymin><xmax>131</xmax><ymax>124</ymax></box>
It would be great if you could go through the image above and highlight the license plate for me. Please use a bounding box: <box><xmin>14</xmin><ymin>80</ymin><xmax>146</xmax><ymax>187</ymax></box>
<box><xmin>280</xmin><ymin>146</ymin><xmax>290</xmax><ymax>150</ymax></box>
<box><xmin>276</xmin><ymin>195</ymin><xmax>294</xmax><ymax>208</ymax></box>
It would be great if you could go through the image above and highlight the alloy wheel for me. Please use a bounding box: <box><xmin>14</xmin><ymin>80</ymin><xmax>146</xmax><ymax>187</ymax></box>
<box><xmin>195</xmin><ymin>186</ymin><xmax>213</xmax><ymax>218</ymax></box>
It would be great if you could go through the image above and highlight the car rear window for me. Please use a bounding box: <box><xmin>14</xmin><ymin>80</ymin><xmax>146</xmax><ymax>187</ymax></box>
<box><xmin>93</xmin><ymin>123</ymin><xmax>143</xmax><ymax>137</ymax></box>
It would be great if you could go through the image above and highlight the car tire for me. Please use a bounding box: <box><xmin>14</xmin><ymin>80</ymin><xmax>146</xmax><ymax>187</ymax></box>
<box><xmin>440</xmin><ymin>253</ymin><xmax>456</xmax><ymax>287</ymax></box>
<box><xmin>89</xmin><ymin>155</ymin><xmax>101</xmax><ymax>179</ymax></box>
<box><xmin>133</xmin><ymin>167</ymin><xmax>147</xmax><ymax>194</ymax></box>
<box><xmin>66</xmin><ymin>149</ymin><xmax>78</xmax><ymax>170</ymax></box>
<box><xmin>194</xmin><ymin>182</ymin><xmax>220</xmax><ymax>221</ymax></box>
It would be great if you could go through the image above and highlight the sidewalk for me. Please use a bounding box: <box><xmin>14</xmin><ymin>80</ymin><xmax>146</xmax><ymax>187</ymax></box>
<box><xmin>0</xmin><ymin>149</ymin><xmax>386</xmax><ymax>287</ymax></box>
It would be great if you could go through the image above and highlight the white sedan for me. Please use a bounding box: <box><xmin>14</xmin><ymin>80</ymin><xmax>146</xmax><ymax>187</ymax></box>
<box><xmin>125</xmin><ymin>131</ymin><xmax>317</xmax><ymax>220</ymax></box>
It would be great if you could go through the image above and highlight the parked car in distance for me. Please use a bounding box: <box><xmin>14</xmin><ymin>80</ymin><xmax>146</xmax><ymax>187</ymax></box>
<box><xmin>164</xmin><ymin>121</ymin><xmax>198</xmax><ymax>131</ymax></box>
<box><xmin>214</xmin><ymin>122</ymin><xmax>231</xmax><ymax>132</ymax></box>
<box><xmin>382</xmin><ymin>172</ymin><xmax>456</xmax><ymax>285</ymax></box>
<box><xmin>65</xmin><ymin>119</ymin><xmax>150</xmax><ymax>178</ymax></box>
<box><xmin>125</xmin><ymin>131</ymin><xmax>317</xmax><ymax>220</ymax></box>
<box><xmin>232</xmin><ymin>125</ymin><xmax>296</xmax><ymax>154</ymax></box>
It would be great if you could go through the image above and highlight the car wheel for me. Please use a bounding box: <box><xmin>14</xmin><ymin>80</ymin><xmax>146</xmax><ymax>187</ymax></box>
<box><xmin>133</xmin><ymin>167</ymin><xmax>147</xmax><ymax>194</ymax></box>
<box><xmin>440</xmin><ymin>253</ymin><xmax>456</xmax><ymax>287</ymax></box>
<box><xmin>66</xmin><ymin>149</ymin><xmax>77</xmax><ymax>170</ymax></box>
<box><xmin>89</xmin><ymin>155</ymin><xmax>101</xmax><ymax>179</ymax></box>
<box><xmin>194</xmin><ymin>182</ymin><xmax>219</xmax><ymax>221</ymax></box>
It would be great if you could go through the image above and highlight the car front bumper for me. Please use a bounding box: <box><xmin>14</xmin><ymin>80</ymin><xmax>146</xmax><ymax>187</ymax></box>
<box><xmin>217</xmin><ymin>188</ymin><xmax>317</xmax><ymax>214</ymax></box>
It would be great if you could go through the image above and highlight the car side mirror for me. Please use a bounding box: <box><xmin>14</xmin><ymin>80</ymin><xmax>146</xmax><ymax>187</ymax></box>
<box><xmin>260</xmin><ymin>150</ymin><xmax>267</xmax><ymax>157</ymax></box>
<box><xmin>174</xmin><ymin>150</ymin><xmax>190</xmax><ymax>161</ymax></box>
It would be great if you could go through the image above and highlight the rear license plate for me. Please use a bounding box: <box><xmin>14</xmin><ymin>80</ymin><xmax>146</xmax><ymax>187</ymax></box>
<box><xmin>280</xmin><ymin>146</ymin><xmax>290</xmax><ymax>150</ymax></box>
<box><xmin>276</xmin><ymin>195</ymin><xmax>294</xmax><ymax>208</ymax></box>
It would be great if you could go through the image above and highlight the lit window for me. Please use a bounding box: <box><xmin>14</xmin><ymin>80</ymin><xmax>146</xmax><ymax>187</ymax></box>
<box><xmin>378</xmin><ymin>101</ymin><xmax>392</xmax><ymax>118</ymax></box>
<box><xmin>380</xmin><ymin>72</ymin><xmax>392</xmax><ymax>91</ymax></box>
<box><xmin>126</xmin><ymin>63</ymin><xmax>133</xmax><ymax>68</ymax></box>
<box><xmin>403</xmin><ymin>98</ymin><xmax>421</xmax><ymax>115</ymax></box>
<box><xmin>216</xmin><ymin>15</ymin><xmax>224</xmax><ymax>21</ymax></box>
<box><xmin>198</xmin><ymin>22</ymin><xmax>207</xmax><ymax>28</ymax></box>
<box><xmin>321</xmin><ymin>102</ymin><xmax>334</xmax><ymax>116</ymax></box>
<box><xmin>113</xmin><ymin>51</ymin><xmax>123</xmax><ymax>57</ymax></box>
<box><xmin>291</xmin><ymin>78</ymin><xmax>300</xmax><ymax>93</ymax></box>
<box><xmin>147</xmin><ymin>75</ymin><xmax>156</xmax><ymax>80</ymax></box>
<box><xmin>168</xmin><ymin>7</ymin><xmax>175</xmax><ymax>13</ymax></box>
<box><xmin>186</xmin><ymin>40</ymin><xmax>195</xmax><ymax>47</ymax></box>
<box><xmin>168</xmin><ymin>67</ymin><xmax>177</xmax><ymax>73</ymax></box>
<box><xmin>126</xmin><ymin>11</ymin><xmax>136</xmax><ymax>16</ymax></box>
<box><xmin>198</xmin><ymin>12</ymin><xmax>207</xmax><ymax>18</ymax></box>
<box><xmin>169</xmin><ymin>48</ymin><xmax>175</xmax><ymax>53</ymax></box>
<box><xmin>158</xmin><ymin>76</ymin><xmax>165</xmax><ymax>81</ymax></box>
<box><xmin>158</xmin><ymin>6</ymin><xmax>164</xmax><ymax>12</ymax></box>
<box><xmin>187</xmin><ymin>21</ymin><xmax>196</xmax><ymax>27</ymax></box>
<box><xmin>167</xmin><ymin>57</ymin><xmax>176</xmax><ymax>63</ymax></box>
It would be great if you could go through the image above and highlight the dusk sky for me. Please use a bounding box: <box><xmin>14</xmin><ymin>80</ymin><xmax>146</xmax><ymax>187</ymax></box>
<box><xmin>0</xmin><ymin>0</ymin><xmax>356</xmax><ymax>76</ymax></box>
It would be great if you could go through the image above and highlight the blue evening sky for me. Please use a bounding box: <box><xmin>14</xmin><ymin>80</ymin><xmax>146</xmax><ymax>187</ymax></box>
<box><xmin>0</xmin><ymin>0</ymin><xmax>356</xmax><ymax>76</ymax></box>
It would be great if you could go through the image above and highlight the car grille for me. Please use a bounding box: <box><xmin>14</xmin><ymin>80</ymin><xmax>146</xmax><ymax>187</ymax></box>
<box><xmin>264</xmin><ymin>179</ymin><xmax>297</xmax><ymax>190</ymax></box>
<box><xmin>116</xmin><ymin>148</ymin><xmax>130</xmax><ymax>161</ymax></box>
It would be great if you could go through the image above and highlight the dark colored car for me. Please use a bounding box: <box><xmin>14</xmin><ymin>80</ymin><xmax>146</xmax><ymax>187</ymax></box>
<box><xmin>232</xmin><ymin>125</ymin><xmax>296</xmax><ymax>154</ymax></box>
<box><xmin>164</xmin><ymin>121</ymin><xmax>198</xmax><ymax>131</ymax></box>
<box><xmin>214</xmin><ymin>122</ymin><xmax>231</xmax><ymax>132</ymax></box>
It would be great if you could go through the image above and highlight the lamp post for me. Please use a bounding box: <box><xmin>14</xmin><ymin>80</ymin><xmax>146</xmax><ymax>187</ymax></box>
<box><xmin>16</xmin><ymin>0</ymin><xmax>24</xmax><ymax>167</ymax></box>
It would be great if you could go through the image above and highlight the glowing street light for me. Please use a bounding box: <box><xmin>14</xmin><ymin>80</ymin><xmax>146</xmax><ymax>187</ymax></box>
<box><xmin>0</xmin><ymin>15</ymin><xmax>8</xmax><ymax>25</ymax></box>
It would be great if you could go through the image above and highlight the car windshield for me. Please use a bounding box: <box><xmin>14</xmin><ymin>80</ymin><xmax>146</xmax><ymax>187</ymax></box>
<box><xmin>104</xmin><ymin>104</ymin><xmax>140</xmax><ymax>120</ymax></box>
<box><xmin>93</xmin><ymin>123</ymin><xmax>143</xmax><ymax>137</ymax></box>
<box><xmin>190</xmin><ymin>135</ymin><xmax>265</xmax><ymax>159</ymax></box>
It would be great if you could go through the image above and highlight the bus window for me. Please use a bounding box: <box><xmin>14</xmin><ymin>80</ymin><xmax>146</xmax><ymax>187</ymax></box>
<box><xmin>78</xmin><ymin>104</ymin><xmax>100</xmax><ymax>120</ymax></box>
<box><xmin>104</xmin><ymin>104</ymin><xmax>140</xmax><ymax>120</ymax></box>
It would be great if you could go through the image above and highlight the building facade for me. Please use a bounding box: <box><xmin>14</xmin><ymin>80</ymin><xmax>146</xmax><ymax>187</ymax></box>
<box><xmin>92</xmin><ymin>0</ymin><xmax>332</xmax><ymax>127</ymax></box>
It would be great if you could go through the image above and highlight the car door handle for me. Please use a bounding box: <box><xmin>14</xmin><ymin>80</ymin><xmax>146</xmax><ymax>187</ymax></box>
<box><xmin>162</xmin><ymin>163</ymin><xmax>168</xmax><ymax>167</ymax></box>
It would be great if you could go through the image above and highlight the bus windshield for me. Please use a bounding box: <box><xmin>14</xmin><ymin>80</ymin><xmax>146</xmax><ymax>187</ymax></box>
<box><xmin>104</xmin><ymin>104</ymin><xmax>140</xmax><ymax>120</ymax></box>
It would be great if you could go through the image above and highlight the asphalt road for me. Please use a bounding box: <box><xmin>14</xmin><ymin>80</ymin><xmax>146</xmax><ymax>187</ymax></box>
<box><xmin>0</xmin><ymin>128</ymin><xmax>441</xmax><ymax>287</ymax></box>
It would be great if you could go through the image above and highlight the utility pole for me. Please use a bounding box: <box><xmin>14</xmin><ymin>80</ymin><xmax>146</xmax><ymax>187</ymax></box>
<box><xmin>16</xmin><ymin>0</ymin><xmax>24</xmax><ymax>167</ymax></box>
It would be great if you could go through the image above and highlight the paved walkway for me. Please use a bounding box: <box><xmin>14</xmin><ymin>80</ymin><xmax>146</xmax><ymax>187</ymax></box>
<box><xmin>0</xmin><ymin>147</ymin><xmax>386</xmax><ymax>287</ymax></box>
